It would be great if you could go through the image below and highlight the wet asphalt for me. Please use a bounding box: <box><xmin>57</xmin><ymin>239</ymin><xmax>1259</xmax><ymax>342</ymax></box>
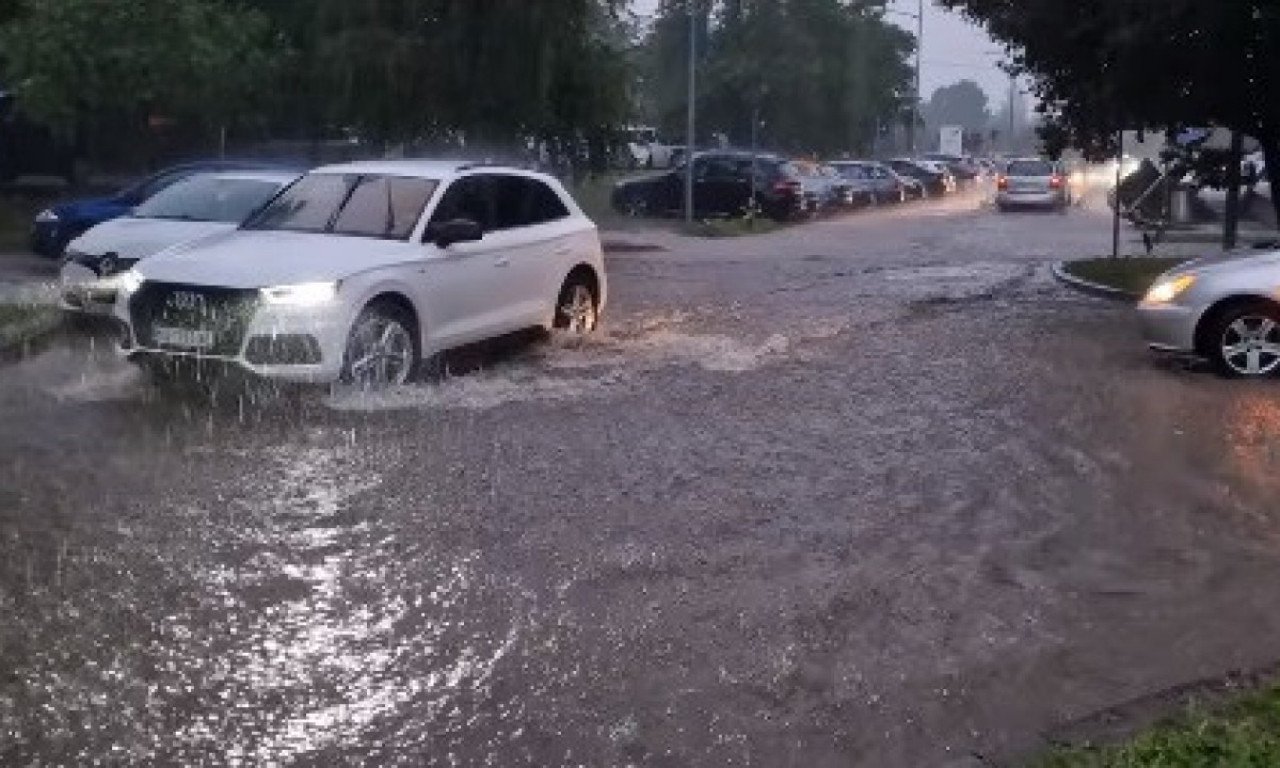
<box><xmin>5</xmin><ymin>194</ymin><xmax>1280</xmax><ymax>767</ymax></box>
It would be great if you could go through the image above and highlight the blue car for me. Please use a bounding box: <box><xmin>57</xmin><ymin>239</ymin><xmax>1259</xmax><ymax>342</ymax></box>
<box><xmin>29</xmin><ymin>160</ymin><xmax>300</xmax><ymax>258</ymax></box>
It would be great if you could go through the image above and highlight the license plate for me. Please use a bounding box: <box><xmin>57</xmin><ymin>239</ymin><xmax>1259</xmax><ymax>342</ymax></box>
<box><xmin>153</xmin><ymin>326</ymin><xmax>215</xmax><ymax>349</ymax></box>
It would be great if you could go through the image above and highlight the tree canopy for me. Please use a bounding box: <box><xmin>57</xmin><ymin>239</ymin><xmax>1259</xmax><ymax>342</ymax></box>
<box><xmin>642</xmin><ymin>0</ymin><xmax>915</xmax><ymax>155</ymax></box>
<box><xmin>922</xmin><ymin>80</ymin><xmax>990</xmax><ymax>134</ymax></box>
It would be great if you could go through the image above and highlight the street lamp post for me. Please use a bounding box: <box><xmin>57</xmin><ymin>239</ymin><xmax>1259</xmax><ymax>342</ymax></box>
<box><xmin>886</xmin><ymin>2</ymin><xmax>924</xmax><ymax>155</ymax></box>
<box><xmin>685</xmin><ymin>0</ymin><xmax>697</xmax><ymax>225</ymax></box>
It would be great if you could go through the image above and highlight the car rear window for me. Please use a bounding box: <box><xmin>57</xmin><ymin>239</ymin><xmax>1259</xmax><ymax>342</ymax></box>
<box><xmin>1007</xmin><ymin>160</ymin><xmax>1054</xmax><ymax>176</ymax></box>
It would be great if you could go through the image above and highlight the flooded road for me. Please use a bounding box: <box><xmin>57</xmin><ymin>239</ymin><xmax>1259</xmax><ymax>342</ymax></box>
<box><xmin>5</xmin><ymin>198</ymin><xmax>1280</xmax><ymax>766</ymax></box>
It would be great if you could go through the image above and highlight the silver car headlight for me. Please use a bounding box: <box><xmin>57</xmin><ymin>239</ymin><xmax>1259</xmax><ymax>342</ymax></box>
<box><xmin>35</xmin><ymin>209</ymin><xmax>59</xmax><ymax>223</ymax></box>
<box><xmin>116</xmin><ymin>268</ymin><xmax>145</xmax><ymax>295</ymax></box>
<box><xmin>1144</xmin><ymin>274</ymin><xmax>1196</xmax><ymax>305</ymax></box>
<box><xmin>260</xmin><ymin>281</ymin><xmax>339</xmax><ymax>306</ymax></box>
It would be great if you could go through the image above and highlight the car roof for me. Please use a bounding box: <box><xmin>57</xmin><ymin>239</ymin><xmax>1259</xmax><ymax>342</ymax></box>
<box><xmin>312</xmin><ymin>159</ymin><xmax>553</xmax><ymax>180</ymax></box>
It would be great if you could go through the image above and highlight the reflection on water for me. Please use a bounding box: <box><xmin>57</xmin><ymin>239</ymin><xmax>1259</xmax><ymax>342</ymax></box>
<box><xmin>1224</xmin><ymin>390</ymin><xmax>1280</xmax><ymax>497</ymax></box>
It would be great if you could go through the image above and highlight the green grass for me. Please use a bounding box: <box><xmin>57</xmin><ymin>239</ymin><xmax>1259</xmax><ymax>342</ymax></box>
<box><xmin>1040</xmin><ymin>683</ymin><xmax>1280</xmax><ymax>767</ymax></box>
<box><xmin>1063</xmin><ymin>257</ymin><xmax>1191</xmax><ymax>296</ymax></box>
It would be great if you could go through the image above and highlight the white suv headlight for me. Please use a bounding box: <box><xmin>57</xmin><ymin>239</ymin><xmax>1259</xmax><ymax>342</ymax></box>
<box><xmin>260</xmin><ymin>281</ymin><xmax>339</xmax><ymax>306</ymax></box>
<box><xmin>1144</xmin><ymin>274</ymin><xmax>1196</xmax><ymax>305</ymax></box>
<box><xmin>117</xmin><ymin>269</ymin><xmax>145</xmax><ymax>295</ymax></box>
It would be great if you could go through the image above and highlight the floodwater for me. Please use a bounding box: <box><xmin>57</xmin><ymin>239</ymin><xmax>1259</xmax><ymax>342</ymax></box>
<box><xmin>5</xmin><ymin>196</ymin><xmax>1280</xmax><ymax>766</ymax></box>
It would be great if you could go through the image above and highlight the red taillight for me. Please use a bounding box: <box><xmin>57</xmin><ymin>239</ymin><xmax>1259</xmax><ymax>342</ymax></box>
<box><xmin>774</xmin><ymin>180</ymin><xmax>801</xmax><ymax>195</ymax></box>
<box><xmin>1049</xmin><ymin>175</ymin><xmax>1063</xmax><ymax>189</ymax></box>
<box><xmin>997</xmin><ymin>175</ymin><xmax>1008</xmax><ymax>190</ymax></box>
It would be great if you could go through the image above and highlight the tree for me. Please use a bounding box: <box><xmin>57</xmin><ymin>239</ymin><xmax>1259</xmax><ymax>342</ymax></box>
<box><xmin>641</xmin><ymin>0</ymin><xmax>914</xmax><ymax>155</ymax></box>
<box><xmin>922</xmin><ymin>80</ymin><xmax>990</xmax><ymax>134</ymax></box>
<box><xmin>0</xmin><ymin>0</ymin><xmax>278</xmax><ymax>161</ymax></box>
<box><xmin>936</xmin><ymin>0</ymin><xmax>1280</xmax><ymax>226</ymax></box>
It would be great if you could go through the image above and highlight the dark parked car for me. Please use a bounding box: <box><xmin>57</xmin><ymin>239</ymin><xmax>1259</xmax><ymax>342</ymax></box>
<box><xmin>0</xmin><ymin>90</ymin><xmax>78</xmax><ymax>183</ymax></box>
<box><xmin>30</xmin><ymin>159</ymin><xmax>300</xmax><ymax>258</ymax></box>
<box><xmin>611</xmin><ymin>152</ymin><xmax>806</xmax><ymax>221</ymax></box>
<box><xmin>886</xmin><ymin>159</ymin><xmax>949</xmax><ymax>198</ymax></box>
<box><xmin>829</xmin><ymin>161</ymin><xmax>911</xmax><ymax>204</ymax></box>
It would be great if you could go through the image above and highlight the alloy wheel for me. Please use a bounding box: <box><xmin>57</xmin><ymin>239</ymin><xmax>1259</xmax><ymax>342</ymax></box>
<box><xmin>346</xmin><ymin>314</ymin><xmax>415</xmax><ymax>388</ymax></box>
<box><xmin>1220</xmin><ymin>315</ymin><xmax>1280</xmax><ymax>377</ymax></box>
<box><xmin>558</xmin><ymin>283</ymin><xmax>598</xmax><ymax>334</ymax></box>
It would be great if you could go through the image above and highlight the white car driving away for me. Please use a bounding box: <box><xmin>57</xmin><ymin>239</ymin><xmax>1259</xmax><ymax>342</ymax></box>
<box><xmin>115</xmin><ymin>160</ymin><xmax>607</xmax><ymax>388</ymax></box>
<box><xmin>61</xmin><ymin>170</ymin><xmax>299</xmax><ymax>315</ymax></box>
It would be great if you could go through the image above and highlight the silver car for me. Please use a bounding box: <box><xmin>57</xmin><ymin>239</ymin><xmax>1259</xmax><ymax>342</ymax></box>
<box><xmin>996</xmin><ymin>158</ymin><xmax>1069</xmax><ymax>211</ymax></box>
<box><xmin>1139</xmin><ymin>248</ymin><xmax>1280</xmax><ymax>377</ymax></box>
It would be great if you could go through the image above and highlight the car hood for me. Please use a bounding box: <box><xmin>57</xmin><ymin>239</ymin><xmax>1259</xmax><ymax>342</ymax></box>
<box><xmin>66</xmin><ymin>218</ymin><xmax>234</xmax><ymax>262</ymax></box>
<box><xmin>51</xmin><ymin>195</ymin><xmax>133</xmax><ymax>222</ymax></box>
<box><xmin>137</xmin><ymin>230</ymin><xmax>419</xmax><ymax>289</ymax></box>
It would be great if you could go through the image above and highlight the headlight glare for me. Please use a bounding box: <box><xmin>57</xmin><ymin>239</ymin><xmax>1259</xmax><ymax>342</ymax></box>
<box><xmin>260</xmin><ymin>281</ymin><xmax>339</xmax><ymax>306</ymax></box>
<box><xmin>35</xmin><ymin>209</ymin><xmax>59</xmax><ymax>223</ymax></box>
<box><xmin>117</xmin><ymin>269</ymin><xmax>145</xmax><ymax>295</ymax></box>
<box><xmin>1145</xmin><ymin>274</ymin><xmax>1196</xmax><ymax>304</ymax></box>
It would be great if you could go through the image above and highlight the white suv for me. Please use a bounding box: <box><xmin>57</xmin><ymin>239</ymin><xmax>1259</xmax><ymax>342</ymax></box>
<box><xmin>115</xmin><ymin>160</ymin><xmax>607</xmax><ymax>387</ymax></box>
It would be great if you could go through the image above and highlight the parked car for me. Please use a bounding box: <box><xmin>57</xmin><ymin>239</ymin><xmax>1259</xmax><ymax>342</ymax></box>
<box><xmin>115</xmin><ymin>160</ymin><xmax>607</xmax><ymax>388</ymax></box>
<box><xmin>0</xmin><ymin>90</ymin><xmax>78</xmax><ymax>183</ymax></box>
<box><xmin>886</xmin><ymin>159</ymin><xmax>949</xmax><ymax>198</ymax></box>
<box><xmin>1139</xmin><ymin>248</ymin><xmax>1280</xmax><ymax>378</ymax></box>
<box><xmin>59</xmin><ymin>170</ymin><xmax>299</xmax><ymax>316</ymax></box>
<box><xmin>611</xmin><ymin>152</ymin><xmax>805</xmax><ymax>221</ymax></box>
<box><xmin>30</xmin><ymin>159</ymin><xmax>298</xmax><ymax>258</ymax></box>
<box><xmin>790</xmin><ymin>160</ymin><xmax>853</xmax><ymax>213</ymax></box>
<box><xmin>995</xmin><ymin>158</ymin><xmax>1069</xmax><ymax>211</ymax></box>
<box><xmin>923</xmin><ymin>153</ymin><xmax>980</xmax><ymax>184</ymax></box>
<box><xmin>912</xmin><ymin>160</ymin><xmax>959</xmax><ymax>193</ymax></box>
<box><xmin>829</xmin><ymin>161</ymin><xmax>910</xmax><ymax>204</ymax></box>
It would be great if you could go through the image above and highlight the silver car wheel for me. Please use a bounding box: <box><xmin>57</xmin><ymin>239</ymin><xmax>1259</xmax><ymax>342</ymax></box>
<box><xmin>557</xmin><ymin>282</ymin><xmax>598</xmax><ymax>334</ymax></box>
<box><xmin>1221</xmin><ymin>316</ymin><xmax>1280</xmax><ymax>377</ymax></box>
<box><xmin>346</xmin><ymin>313</ymin><xmax>415</xmax><ymax>388</ymax></box>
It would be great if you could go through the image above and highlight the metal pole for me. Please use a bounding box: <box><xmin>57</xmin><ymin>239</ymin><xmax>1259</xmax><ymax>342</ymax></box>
<box><xmin>1112</xmin><ymin>130</ymin><xmax>1123</xmax><ymax>259</ymax></box>
<box><xmin>685</xmin><ymin>0</ymin><xmax>697</xmax><ymax>224</ymax></box>
<box><xmin>1008</xmin><ymin>75</ymin><xmax>1015</xmax><ymax>152</ymax></box>
<box><xmin>750</xmin><ymin>105</ymin><xmax>759</xmax><ymax>221</ymax></box>
<box><xmin>910</xmin><ymin>0</ymin><xmax>922</xmax><ymax>155</ymax></box>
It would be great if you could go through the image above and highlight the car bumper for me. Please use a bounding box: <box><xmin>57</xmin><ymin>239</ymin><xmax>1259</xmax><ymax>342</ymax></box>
<box><xmin>120</xmin><ymin>300</ymin><xmax>353</xmax><ymax>384</ymax></box>
<box><xmin>1137</xmin><ymin>302</ymin><xmax>1199</xmax><ymax>354</ymax></box>
<box><xmin>59</xmin><ymin>262</ymin><xmax>118</xmax><ymax>316</ymax></box>
<box><xmin>996</xmin><ymin>190</ymin><xmax>1065</xmax><ymax>207</ymax></box>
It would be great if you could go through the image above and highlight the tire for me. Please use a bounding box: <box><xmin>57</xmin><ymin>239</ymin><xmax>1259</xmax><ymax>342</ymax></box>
<box><xmin>1205</xmin><ymin>301</ymin><xmax>1280</xmax><ymax>379</ymax></box>
<box><xmin>553</xmin><ymin>273</ymin><xmax>599</xmax><ymax>334</ymax></box>
<box><xmin>341</xmin><ymin>301</ymin><xmax>419</xmax><ymax>389</ymax></box>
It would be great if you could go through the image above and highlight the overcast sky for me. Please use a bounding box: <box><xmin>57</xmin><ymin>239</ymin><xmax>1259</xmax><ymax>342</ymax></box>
<box><xmin>631</xmin><ymin>0</ymin><xmax>1016</xmax><ymax>111</ymax></box>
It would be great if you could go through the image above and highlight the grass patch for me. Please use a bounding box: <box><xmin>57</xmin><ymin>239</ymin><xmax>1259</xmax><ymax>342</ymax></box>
<box><xmin>0</xmin><ymin>304</ymin><xmax>62</xmax><ymax>352</ymax></box>
<box><xmin>1040</xmin><ymin>682</ymin><xmax>1280</xmax><ymax>767</ymax></box>
<box><xmin>1063</xmin><ymin>257</ymin><xmax>1190</xmax><ymax>296</ymax></box>
<box><xmin>0</xmin><ymin>196</ymin><xmax>37</xmax><ymax>253</ymax></box>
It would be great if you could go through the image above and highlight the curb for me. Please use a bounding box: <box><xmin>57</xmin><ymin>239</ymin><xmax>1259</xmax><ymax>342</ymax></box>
<box><xmin>1051</xmin><ymin>261</ymin><xmax>1140</xmax><ymax>303</ymax></box>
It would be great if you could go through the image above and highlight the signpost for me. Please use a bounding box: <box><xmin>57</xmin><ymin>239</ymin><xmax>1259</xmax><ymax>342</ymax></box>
<box><xmin>938</xmin><ymin>125</ymin><xmax>964</xmax><ymax>156</ymax></box>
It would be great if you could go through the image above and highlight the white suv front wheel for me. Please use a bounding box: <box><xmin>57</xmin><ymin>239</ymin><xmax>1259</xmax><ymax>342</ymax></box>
<box><xmin>341</xmin><ymin>301</ymin><xmax>419</xmax><ymax>389</ymax></box>
<box><xmin>553</xmin><ymin>275</ymin><xmax>599</xmax><ymax>334</ymax></box>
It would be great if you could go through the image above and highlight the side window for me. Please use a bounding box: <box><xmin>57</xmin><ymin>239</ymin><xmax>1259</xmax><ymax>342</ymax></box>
<box><xmin>490</xmin><ymin>175</ymin><xmax>572</xmax><ymax>230</ymax></box>
<box><xmin>527</xmin><ymin>180</ymin><xmax>570</xmax><ymax>225</ymax></box>
<box><xmin>430</xmin><ymin>176</ymin><xmax>492</xmax><ymax>231</ymax></box>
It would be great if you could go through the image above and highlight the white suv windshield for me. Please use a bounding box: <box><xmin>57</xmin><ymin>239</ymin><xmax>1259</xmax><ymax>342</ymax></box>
<box><xmin>245</xmin><ymin>173</ymin><xmax>438</xmax><ymax>240</ymax></box>
<box><xmin>132</xmin><ymin>176</ymin><xmax>283</xmax><ymax>223</ymax></box>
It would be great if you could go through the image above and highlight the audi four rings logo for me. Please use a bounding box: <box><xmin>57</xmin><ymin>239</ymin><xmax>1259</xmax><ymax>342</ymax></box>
<box><xmin>168</xmin><ymin>291</ymin><xmax>207</xmax><ymax>312</ymax></box>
